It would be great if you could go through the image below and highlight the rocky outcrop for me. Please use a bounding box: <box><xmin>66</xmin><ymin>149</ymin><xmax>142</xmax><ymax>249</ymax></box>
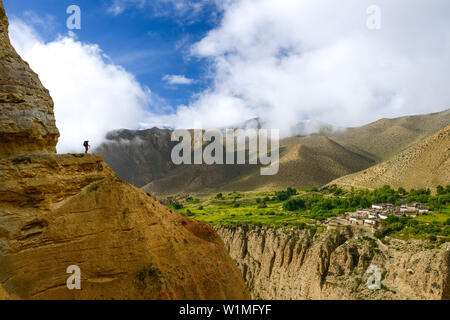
<box><xmin>0</xmin><ymin>154</ymin><xmax>250</xmax><ymax>299</ymax></box>
<box><xmin>0</xmin><ymin>1</ymin><xmax>250</xmax><ymax>299</ymax></box>
<box><xmin>216</xmin><ymin>226</ymin><xmax>450</xmax><ymax>300</ymax></box>
<box><xmin>0</xmin><ymin>1</ymin><xmax>59</xmax><ymax>157</ymax></box>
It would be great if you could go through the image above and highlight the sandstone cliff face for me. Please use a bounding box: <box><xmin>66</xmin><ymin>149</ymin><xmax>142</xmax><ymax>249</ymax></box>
<box><xmin>0</xmin><ymin>1</ymin><xmax>59</xmax><ymax>157</ymax></box>
<box><xmin>216</xmin><ymin>226</ymin><xmax>450</xmax><ymax>300</ymax></box>
<box><xmin>0</xmin><ymin>154</ymin><xmax>250</xmax><ymax>299</ymax></box>
<box><xmin>0</xmin><ymin>1</ymin><xmax>249</xmax><ymax>299</ymax></box>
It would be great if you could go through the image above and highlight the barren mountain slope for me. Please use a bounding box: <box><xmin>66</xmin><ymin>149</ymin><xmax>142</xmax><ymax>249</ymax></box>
<box><xmin>95</xmin><ymin>128</ymin><xmax>177</xmax><ymax>187</ymax></box>
<box><xmin>216</xmin><ymin>135</ymin><xmax>376</xmax><ymax>193</ymax></box>
<box><xmin>331</xmin><ymin>110</ymin><xmax>450</xmax><ymax>161</ymax></box>
<box><xmin>100</xmin><ymin>110</ymin><xmax>449</xmax><ymax>197</ymax></box>
<box><xmin>328</xmin><ymin>125</ymin><xmax>450</xmax><ymax>190</ymax></box>
<box><xmin>141</xmin><ymin>135</ymin><xmax>375</xmax><ymax>196</ymax></box>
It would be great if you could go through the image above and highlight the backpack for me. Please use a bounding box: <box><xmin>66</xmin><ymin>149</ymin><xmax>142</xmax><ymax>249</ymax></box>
<box><xmin>83</xmin><ymin>141</ymin><xmax>89</xmax><ymax>147</ymax></box>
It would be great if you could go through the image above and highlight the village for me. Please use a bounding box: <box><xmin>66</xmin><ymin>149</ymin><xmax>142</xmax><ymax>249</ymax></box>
<box><xmin>325</xmin><ymin>202</ymin><xmax>430</xmax><ymax>230</ymax></box>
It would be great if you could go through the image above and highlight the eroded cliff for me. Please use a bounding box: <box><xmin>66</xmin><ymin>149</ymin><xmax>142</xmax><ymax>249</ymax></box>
<box><xmin>216</xmin><ymin>226</ymin><xmax>450</xmax><ymax>300</ymax></box>
<box><xmin>0</xmin><ymin>154</ymin><xmax>250</xmax><ymax>299</ymax></box>
<box><xmin>0</xmin><ymin>1</ymin><xmax>59</xmax><ymax>157</ymax></box>
<box><xmin>0</xmin><ymin>1</ymin><xmax>250</xmax><ymax>300</ymax></box>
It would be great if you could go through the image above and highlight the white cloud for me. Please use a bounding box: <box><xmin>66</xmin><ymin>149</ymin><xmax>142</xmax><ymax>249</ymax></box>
<box><xmin>23</xmin><ymin>10</ymin><xmax>56</xmax><ymax>30</ymax></box>
<box><xmin>9</xmin><ymin>19</ymin><xmax>157</xmax><ymax>153</ymax></box>
<box><xmin>171</xmin><ymin>0</ymin><xmax>450</xmax><ymax>136</ymax></box>
<box><xmin>9</xmin><ymin>0</ymin><xmax>450</xmax><ymax>146</ymax></box>
<box><xmin>163</xmin><ymin>74</ymin><xmax>195</xmax><ymax>85</ymax></box>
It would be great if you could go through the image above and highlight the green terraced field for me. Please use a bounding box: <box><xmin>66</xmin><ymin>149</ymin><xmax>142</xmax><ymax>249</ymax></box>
<box><xmin>172</xmin><ymin>186</ymin><xmax>450</xmax><ymax>242</ymax></box>
<box><xmin>177</xmin><ymin>191</ymin><xmax>315</xmax><ymax>228</ymax></box>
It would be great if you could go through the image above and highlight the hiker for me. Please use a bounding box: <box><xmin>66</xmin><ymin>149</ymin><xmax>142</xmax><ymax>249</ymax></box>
<box><xmin>83</xmin><ymin>140</ymin><xmax>90</xmax><ymax>153</ymax></box>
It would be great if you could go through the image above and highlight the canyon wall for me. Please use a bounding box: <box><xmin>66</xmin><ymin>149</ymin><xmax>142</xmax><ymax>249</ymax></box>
<box><xmin>216</xmin><ymin>226</ymin><xmax>450</xmax><ymax>300</ymax></box>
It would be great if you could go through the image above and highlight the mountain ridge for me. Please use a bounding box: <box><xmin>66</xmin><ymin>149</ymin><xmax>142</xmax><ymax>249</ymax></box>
<box><xmin>96</xmin><ymin>109</ymin><xmax>450</xmax><ymax>196</ymax></box>
<box><xmin>327</xmin><ymin>125</ymin><xmax>450</xmax><ymax>190</ymax></box>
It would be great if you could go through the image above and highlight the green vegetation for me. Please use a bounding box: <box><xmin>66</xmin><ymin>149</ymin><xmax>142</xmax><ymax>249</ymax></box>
<box><xmin>275</xmin><ymin>187</ymin><xmax>297</xmax><ymax>201</ymax></box>
<box><xmin>375</xmin><ymin>214</ymin><xmax>450</xmax><ymax>242</ymax></box>
<box><xmin>406</xmin><ymin>186</ymin><xmax>450</xmax><ymax>211</ymax></box>
<box><xmin>283</xmin><ymin>198</ymin><xmax>306</xmax><ymax>211</ymax></box>
<box><xmin>173</xmin><ymin>185</ymin><xmax>450</xmax><ymax>241</ymax></box>
<box><xmin>175</xmin><ymin>188</ymin><xmax>314</xmax><ymax>228</ymax></box>
<box><xmin>185</xmin><ymin>197</ymin><xmax>201</xmax><ymax>204</ymax></box>
<box><xmin>215</xmin><ymin>193</ymin><xmax>224</xmax><ymax>200</ymax></box>
<box><xmin>171</xmin><ymin>202</ymin><xmax>183</xmax><ymax>210</ymax></box>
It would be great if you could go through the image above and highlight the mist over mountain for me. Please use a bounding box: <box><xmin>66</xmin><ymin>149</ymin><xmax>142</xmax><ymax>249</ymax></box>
<box><xmin>96</xmin><ymin>109</ymin><xmax>450</xmax><ymax>196</ymax></box>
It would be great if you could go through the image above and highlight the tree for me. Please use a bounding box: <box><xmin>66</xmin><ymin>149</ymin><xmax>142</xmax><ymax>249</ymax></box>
<box><xmin>275</xmin><ymin>191</ymin><xmax>290</xmax><ymax>201</ymax></box>
<box><xmin>172</xmin><ymin>202</ymin><xmax>183</xmax><ymax>210</ymax></box>
<box><xmin>398</xmin><ymin>187</ymin><xmax>406</xmax><ymax>195</ymax></box>
<box><xmin>283</xmin><ymin>198</ymin><xmax>306</xmax><ymax>211</ymax></box>
<box><xmin>287</xmin><ymin>187</ymin><xmax>297</xmax><ymax>196</ymax></box>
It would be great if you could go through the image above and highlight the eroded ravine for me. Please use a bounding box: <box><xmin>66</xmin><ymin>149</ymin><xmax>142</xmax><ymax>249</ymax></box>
<box><xmin>216</xmin><ymin>226</ymin><xmax>450</xmax><ymax>300</ymax></box>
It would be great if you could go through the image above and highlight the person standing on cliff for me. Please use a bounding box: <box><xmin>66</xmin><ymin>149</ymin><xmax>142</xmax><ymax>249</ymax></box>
<box><xmin>83</xmin><ymin>140</ymin><xmax>90</xmax><ymax>153</ymax></box>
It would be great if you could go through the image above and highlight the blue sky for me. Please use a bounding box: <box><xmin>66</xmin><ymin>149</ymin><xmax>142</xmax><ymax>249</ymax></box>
<box><xmin>3</xmin><ymin>0</ymin><xmax>450</xmax><ymax>153</ymax></box>
<box><xmin>4</xmin><ymin>0</ymin><xmax>218</xmax><ymax>107</ymax></box>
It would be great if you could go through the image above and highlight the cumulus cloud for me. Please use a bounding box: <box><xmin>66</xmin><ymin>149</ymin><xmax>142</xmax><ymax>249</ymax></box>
<box><xmin>9</xmin><ymin>19</ymin><xmax>156</xmax><ymax>153</ymax></box>
<box><xmin>171</xmin><ymin>0</ymin><xmax>450</xmax><ymax>136</ymax></box>
<box><xmin>8</xmin><ymin>0</ymin><xmax>450</xmax><ymax>146</ymax></box>
<box><xmin>163</xmin><ymin>74</ymin><xmax>195</xmax><ymax>85</ymax></box>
